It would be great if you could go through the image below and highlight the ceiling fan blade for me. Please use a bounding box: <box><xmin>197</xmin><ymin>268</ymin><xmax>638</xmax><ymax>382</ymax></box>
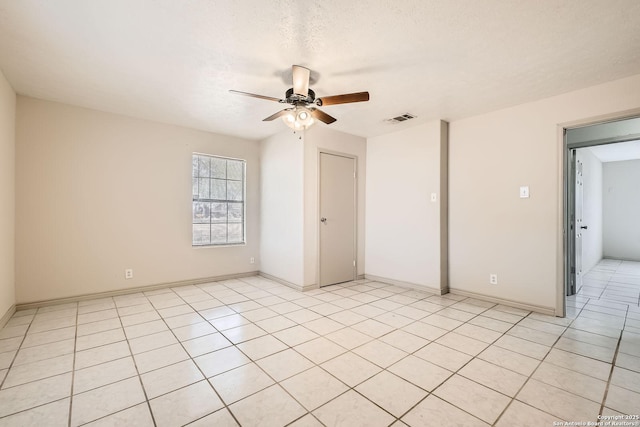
<box><xmin>310</xmin><ymin>108</ymin><xmax>337</xmax><ymax>124</ymax></box>
<box><xmin>229</xmin><ymin>90</ymin><xmax>282</xmax><ymax>102</ymax></box>
<box><xmin>317</xmin><ymin>91</ymin><xmax>370</xmax><ymax>106</ymax></box>
<box><xmin>262</xmin><ymin>109</ymin><xmax>291</xmax><ymax>121</ymax></box>
<box><xmin>292</xmin><ymin>65</ymin><xmax>310</xmax><ymax>97</ymax></box>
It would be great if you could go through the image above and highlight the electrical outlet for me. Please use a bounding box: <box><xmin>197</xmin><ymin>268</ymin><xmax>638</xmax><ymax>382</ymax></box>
<box><xmin>250</xmin><ymin>257</ymin><xmax>255</xmax><ymax>264</ymax></box>
<box><xmin>489</xmin><ymin>274</ymin><xmax>498</xmax><ymax>285</ymax></box>
<box><xmin>125</xmin><ymin>269</ymin><xmax>133</xmax><ymax>279</ymax></box>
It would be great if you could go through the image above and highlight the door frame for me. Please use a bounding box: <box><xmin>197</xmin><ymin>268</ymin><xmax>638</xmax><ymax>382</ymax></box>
<box><xmin>566</xmin><ymin>148</ymin><xmax>577</xmax><ymax>297</ymax></box>
<box><xmin>317</xmin><ymin>149</ymin><xmax>358</xmax><ymax>287</ymax></box>
<box><xmin>558</xmin><ymin>108</ymin><xmax>640</xmax><ymax>316</ymax></box>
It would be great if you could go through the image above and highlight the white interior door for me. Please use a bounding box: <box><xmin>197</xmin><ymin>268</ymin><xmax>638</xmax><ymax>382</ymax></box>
<box><xmin>575</xmin><ymin>158</ymin><xmax>584</xmax><ymax>292</ymax></box>
<box><xmin>319</xmin><ymin>152</ymin><xmax>356</xmax><ymax>287</ymax></box>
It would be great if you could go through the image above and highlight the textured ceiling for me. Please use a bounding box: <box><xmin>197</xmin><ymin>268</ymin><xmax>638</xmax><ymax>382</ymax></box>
<box><xmin>587</xmin><ymin>140</ymin><xmax>640</xmax><ymax>163</ymax></box>
<box><xmin>1</xmin><ymin>1</ymin><xmax>640</xmax><ymax>141</ymax></box>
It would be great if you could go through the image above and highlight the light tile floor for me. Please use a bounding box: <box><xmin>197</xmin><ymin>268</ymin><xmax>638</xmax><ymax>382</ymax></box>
<box><xmin>0</xmin><ymin>260</ymin><xmax>639</xmax><ymax>426</ymax></box>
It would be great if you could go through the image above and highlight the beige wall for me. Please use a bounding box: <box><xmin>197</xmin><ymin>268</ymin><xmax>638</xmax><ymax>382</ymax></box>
<box><xmin>365</xmin><ymin>121</ymin><xmax>447</xmax><ymax>292</ymax></box>
<box><xmin>303</xmin><ymin>126</ymin><xmax>367</xmax><ymax>286</ymax></box>
<box><xmin>449</xmin><ymin>73</ymin><xmax>640</xmax><ymax>311</ymax></box>
<box><xmin>11</xmin><ymin>72</ymin><xmax>640</xmax><ymax>311</ymax></box>
<box><xmin>15</xmin><ymin>97</ymin><xmax>260</xmax><ymax>303</ymax></box>
<box><xmin>259</xmin><ymin>130</ymin><xmax>305</xmax><ymax>286</ymax></box>
<box><xmin>0</xmin><ymin>70</ymin><xmax>16</xmax><ymax>318</ymax></box>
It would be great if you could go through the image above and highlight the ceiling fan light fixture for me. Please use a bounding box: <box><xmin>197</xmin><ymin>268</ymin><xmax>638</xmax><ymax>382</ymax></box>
<box><xmin>284</xmin><ymin>111</ymin><xmax>295</xmax><ymax>123</ymax></box>
<box><xmin>282</xmin><ymin>106</ymin><xmax>314</xmax><ymax>130</ymax></box>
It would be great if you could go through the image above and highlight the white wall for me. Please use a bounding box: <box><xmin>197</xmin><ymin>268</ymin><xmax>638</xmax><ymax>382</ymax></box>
<box><xmin>450</xmin><ymin>73</ymin><xmax>640</xmax><ymax>311</ymax></box>
<box><xmin>0</xmin><ymin>70</ymin><xmax>16</xmax><ymax>318</ymax></box>
<box><xmin>365</xmin><ymin>121</ymin><xmax>447</xmax><ymax>291</ymax></box>
<box><xmin>303</xmin><ymin>126</ymin><xmax>367</xmax><ymax>286</ymax></box>
<box><xmin>259</xmin><ymin>130</ymin><xmax>305</xmax><ymax>286</ymax></box>
<box><xmin>603</xmin><ymin>159</ymin><xmax>640</xmax><ymax>261</ymax></box>
<box><xmin>578</xmin><ymin>148</ymin><xmax>603</xmax><ymax>274</ymax></box>
<box><xmin>259</xmin><ymin>126</ymin><xmax>366</xmax><ymax>289</ymax></box>
<box><xmin>15</xmin><ymin>97</ymin><xmax>260</xmax><ymax>303</ymax></box>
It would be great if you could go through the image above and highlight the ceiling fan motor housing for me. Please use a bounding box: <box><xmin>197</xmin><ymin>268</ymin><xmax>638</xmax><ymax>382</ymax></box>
<box><xmin>285</xmin><ymin>88</ymin><xmax>316</xmax><ymax>105</ymax></box>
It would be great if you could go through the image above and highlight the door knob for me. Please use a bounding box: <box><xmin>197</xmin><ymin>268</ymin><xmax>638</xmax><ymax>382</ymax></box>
<box><xmin>580</xmin><ymin>225</ymin><xmax>588</xmax><ymax>230</ymax></box>
<box><xmin>320</xmin><ymin>217</ymin><xmax>327</xmax><ymax>223</ymax></box>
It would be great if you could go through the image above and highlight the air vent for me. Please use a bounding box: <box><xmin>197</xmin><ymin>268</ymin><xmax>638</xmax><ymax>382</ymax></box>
<box><xmin>385</xmin><ymin>113</ymin><xmax>417</xmax><ymax>124</ymax></box>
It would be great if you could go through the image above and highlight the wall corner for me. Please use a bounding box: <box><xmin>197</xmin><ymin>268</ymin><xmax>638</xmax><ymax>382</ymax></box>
<box><xmin>439</xmin><ymin>120</ymin><xmax>449</xmax><ymax>294</ymax></box>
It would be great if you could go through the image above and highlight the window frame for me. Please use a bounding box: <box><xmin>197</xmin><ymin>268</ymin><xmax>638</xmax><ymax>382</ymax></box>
<box><xmin>191</xmin><ymin>152</ymin><xmax>247</xmax><ymax>247</ymax></box>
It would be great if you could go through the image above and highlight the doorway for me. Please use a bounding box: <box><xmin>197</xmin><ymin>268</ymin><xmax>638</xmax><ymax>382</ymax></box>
<box><xmin>318</xmin><ymin>151</ymin><xmax>357</xmax><ymax>287</ymax></box>
<box><xmin>563</xmin><ymin>115</ymin><xmax>640</xmax><ymax>309</ymax></box>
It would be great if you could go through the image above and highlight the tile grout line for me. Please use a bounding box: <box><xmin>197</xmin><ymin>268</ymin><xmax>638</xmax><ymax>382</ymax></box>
<box><xmin>492</xmin><ymin>311</ymin><xmax>571</xmax><ymax>426</ymax></box>
<box><xmin>3</xmin><ymin>266</ymin><xmax>638</xmax><ymax>425</ymax></box>
<box><xmin>479</xmin><ymin>313</ymin><xmax>540</xmax><ymax>426</ymax></box>
<box><xmin>145</xmin><ymin>285</ymin><xmax>249</xmax><ymax>424</ymax></box>
<box><xmin>200</xmin><ymin>276</ymin><xmax>384</xmax><ymax>424</ymax></box>
<box><xmin>376</xmin><ymin>304</ymin><xmax>526</xmax><ymax>425</ymax></box>
<box><xmin>598</xmin><ymin>314</ymin><xmax>626</xmax><ymax>417</ymax></box>
<box><xmin>444</xmin><ymin>308</ymin><xmax>541</xmax><ymax>425</ymax></box>
<box><xmin>0</xmin><ymin>317</ymin><xmax>33</xmax><ymax>392</ymax></box>
<box><xmin>153</xmin><ymin>286</ymin><xmax>244</xmax><ymax>426</ymax></box>
<box><xmin>67</xmin><ymin>297</ymin><xmax>156</xmax><ymax>426</ymax></box>
<box><xmin>67</xmin><ymin>301</ymin><xmax>80</xmax><ymax>427</ymax></box>
<box><xmin>201</xmin><ymin>278</ymin><xmax>441</xmax><ymax>424</ymax></box>
<box><xmin>0</xmin><ymin>300</ymin><xmax>536</xmax><ymax>402</ymax></box>
<box><xmin>2</xmin><ymin>284</ymin><xmax>493</xmax><ymax>424</ymax></box>
<box><xmin>387</xmin><ymin>308</ymin><xmax>496</xmax><ymax>426</ymax></box>
<box><xmin>0</xmin><ymin>309</ymin><xmax>37</xmax><ymax>420</ymax></box>
<box><xmin>220</xmin><ymin>279</ymin><xmax>408</xmax><ymax>424</ymax></box>
<box><xmin>116</xmin><ymin>297</ymin><xmax>159</xmax><ymax>427</ymax></box>
<box><xmin>69</xmin><ymin>292</ymin><xmax>210</xmax><ymax>425</ymax></box>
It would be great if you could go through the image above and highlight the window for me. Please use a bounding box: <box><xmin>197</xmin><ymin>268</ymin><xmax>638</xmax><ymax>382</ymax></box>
<box><xmin>192</xmin><ymin>153</ymin><xmax>246</xmax><ymax>246</ymax></box>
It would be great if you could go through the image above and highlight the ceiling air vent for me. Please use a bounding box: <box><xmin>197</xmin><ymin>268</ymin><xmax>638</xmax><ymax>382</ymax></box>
<box><xmin>385</xmin><ymin>113</ymin><xmax>417</xmax><ymax>124</ymax></box>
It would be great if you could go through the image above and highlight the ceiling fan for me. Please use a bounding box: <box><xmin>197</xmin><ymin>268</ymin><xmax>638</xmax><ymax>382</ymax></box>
<box><xmin>229</xmin><ymin>65</ymin><xmax>370</xmax><ymax>130</ymax></box>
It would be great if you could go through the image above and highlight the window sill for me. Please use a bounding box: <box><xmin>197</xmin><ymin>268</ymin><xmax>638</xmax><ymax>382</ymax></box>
<box><xmin>192</xmin><ymin>243</ymin><xmax>247</xmax><ymax>249</ymax></box>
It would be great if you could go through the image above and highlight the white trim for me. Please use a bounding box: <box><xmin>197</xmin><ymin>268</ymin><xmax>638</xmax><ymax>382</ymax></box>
<box><xmin>192</xmin><ymin>243</ymin><xmax>247</xmax><ymax>249</ymax></box>
<box><xmin>16</xmin><ymin>271</ymin><xmax>259</xmax><ymax>310</ymax></box>
<box><xmin>0</xmin><ymin>304</ymin><xmax>16</xmax><ymax>328</ymax></box>
<box><xmin>258</xmin><ymin>272</ymin><xmax>318</xmax><ymax>292</ymax></box>
<box><xmin>192</xmin><ymin>152</ymin><xmax>247</xmax><ymax>162</ymax></box>
<box><xmin>364</xmin><ymin>274</ymin><xmax>445</xmax><ymax>295</ymax></box>
<box><xmin>449</xmin><ymin>288</ymin><xmax>555</xmax><ymax>316</ymax></box>
<box><xmin>365</xmin><ymin>274</ymin><xmax>554</xmax><ymax>315</ymax></box>
<box><xmin>191</xmin><ymin>152</ymin><xmax>247</xmax><ymax>247</ymax></box>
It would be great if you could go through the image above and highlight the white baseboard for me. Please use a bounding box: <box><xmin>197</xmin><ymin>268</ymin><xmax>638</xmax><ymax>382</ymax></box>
<box><xmin>363</xmin><ymin>275</ymin><xmax>555</xmax><ymax>316</ymax></box>
<box><xmin>16</xmin><ymin>271</ymin><xmax>259</xmax><ymax>310</ymax></box>
<box><xmin>364</xmin><ymin>274</ymin><xmax>446</xmax><ymax>295</ymax></box>
<box><xmin>258</xmin><ymin>272</ymin><xmax>318</xmax><ymax>292</ymax></box>
<box><xmin>0</xmin><ymin>304</ymin><xmax>16</xmax><ymax>328</ymax></box>
<box><xmin>449</xmin><ymin>288</ymin><xmax>556</xmax><ymax>316</ymax></box>
<box><xmin>11</xmin><ymin>270</ymin><xmax>555</xmax><ymax>318</ymax></box>
<box><xmin>603</xmin><ymin>256</ymin><xmax>640</xmax><ymax>262</ymax></box>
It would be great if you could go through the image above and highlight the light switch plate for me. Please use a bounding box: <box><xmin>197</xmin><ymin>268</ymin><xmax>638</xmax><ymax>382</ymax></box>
<box><xmin>519</xmin><ymin>186</ymin><xmax>530</xmax><ymax>198</ymax></box>
<box><xmin>430</xmin><ymin>193</ymin><xmax>437</xmax><ymax>202</ymax></box>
